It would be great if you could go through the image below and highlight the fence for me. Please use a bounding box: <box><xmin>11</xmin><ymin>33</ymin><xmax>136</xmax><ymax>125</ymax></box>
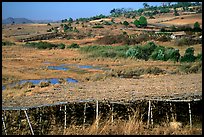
<box><xmin>2</xmin><ymin>98</ymin><xmax>202</xmax><ymax>135</ymax></box>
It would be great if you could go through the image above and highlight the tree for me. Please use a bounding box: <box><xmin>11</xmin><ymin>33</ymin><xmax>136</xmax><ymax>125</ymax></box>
<box><xmin>170</xmin><ymin>25</ymin><xmax>176</xmax><ymax>32</ymax></box>
<box><xmin>167</xmin><ymin>2</ymin><xmax>171</xmax><ymax>7</ymax></box>
<box><xmin>139</xmin><ymin>16</ymin><xmax>147</xmax><ymax>27</ymax></box>
<box><xmin>194</xmin><ymin>22</ymin><xmax>201</xmax><ymax>32</ymax></box>
<box><xmin>68</xmin><ymin>17</ymin><xmax>73</xmax><ymax>23</ymax></box>
<box><xmin>110</xmin><ymin>8</ymin><xmax>116</xmax><ymax>14</ymax></box>
<box><xmin>63</xmin><ymin>24</ymin><xmax>69</xmax><ymax>32</ymax></box>
<box><xmin>47</xmin><ymin>23</ymin><xmax>51</xmax><ymax>26</ymax></box>
<box><xmin>133</xmin><ymin>19</ymin><xmax>140</xmax><ymax>28</ymax></box>
<box><xmin>143</xmin><ymin>3</ymin><xmax>149</xmax><ymax>9</ymax></box>
<box><xmin>123</xmin><ymin>21</ymin><xmax>129</xmax><ymax>27</ymax></box>
<box><xmin>174</xmin><ymin>9</ymin><xmax>179</xmax><ymax>16</ymax></box>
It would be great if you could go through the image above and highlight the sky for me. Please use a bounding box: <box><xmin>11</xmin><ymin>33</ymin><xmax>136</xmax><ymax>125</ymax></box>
<box><xmin>2</xmin><ymin>2</ymin><xmax>163</xmax><ymax>21</ymax></box>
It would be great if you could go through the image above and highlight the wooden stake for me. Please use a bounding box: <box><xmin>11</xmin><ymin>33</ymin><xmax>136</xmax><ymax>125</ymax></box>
<box><xmin>170</xmin><ymin>103</ymin><xmax>174</xmax><ymax>121</ymax></box>
<box><xmin>111</xmin><ymin>104</ymin><xmax>114</xmax><ymax>123</ymax></box>
<box><xmin>18</xmin><ymin>110</ymin><xmax>21</xmax><ymax>130</ymax></box>
<box><xmin>188</xmin><ymin>102</ymin><xmax>192</xmax><ymax>129</ymax></box>
<box><xmin>83</xmin><ymin>103</ymin><xmax>87</xmax><ymax>128</ymax></box>
<box><xmin>2</xmin><ymin>113</ymin><xmax>7</xmax><ymax>135</ymax></box>
<box><xmin>150</xmin><ymin>103</ymin><xmax>153</xmax><ymax>126</ymax></box>
<box><xmin>96</xmin><ymin>100</ymin><xmax>99</xmax><ymax>129</ymax></box>
<box><xmin>147</xmin><ymin>100</ymin><xmax>151</xmax><ymax>128</ymax></box>
<box><xmin>39</xmin><ymin>108</ymin><xmax>42</xmax><ymax>135</ymax></box>
<box><xmin>64</xmin><ymin>105</ymin><xmax>67</xmax><ymax>129</ymax></box>
<box><xmin>24</xmin><ymin>110</ymin><xmax>34</xmax><ymax>135</ymax></box>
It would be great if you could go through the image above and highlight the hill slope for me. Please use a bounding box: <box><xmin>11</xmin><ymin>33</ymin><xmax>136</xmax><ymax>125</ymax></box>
<box><xmin>2</xmin><ymin>17</ymin><xmax>34</xmax><ymax>24</ymax></box>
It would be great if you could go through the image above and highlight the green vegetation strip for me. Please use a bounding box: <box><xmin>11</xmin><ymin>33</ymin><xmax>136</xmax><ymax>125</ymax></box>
<box><xmin>80</xmin><ymin>42</ymin><xmax>202</xmax><ymax>63</ymax></box>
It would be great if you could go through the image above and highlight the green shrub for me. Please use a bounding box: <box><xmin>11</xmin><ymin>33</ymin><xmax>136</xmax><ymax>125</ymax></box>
<box><xmin>150</xmin><ymin>46</ymin><xmax>165</xmax><ymax>61</ymax></box>
<box><xmin>58</xmin><ymin>43</ymin><xmax>66</xmax><ymax>49</ymax></box>
<box><xmin>180</xmin><ymin>47</ymin><xmax>196</xmax><ymax>62</ymax></box>
<box><xmin>126</xmin><ymin>42</ymin><xmax>157</xmax><ymax>61</ymax></box>
<box><xmin>80</xmin><ymin>45</ymin><xmax>129</xmax><ymax>58</ymax></box>
<box><xmin>92</xmin><ymin>25</ymin><xmax>104</xmax><ymax>28</ymax></box>
<box><xmin>164</xmin><ymin>48</ymin><xmax>180</xmax><ymax>62</ymax></box>
<box><xmin>67</xmin><ymin>43</ymin><xmax>80</xmax><ymax>48</ymax></box>
<box><xmin>103</xmin><ymin>21</ymin><xmax>113</xmax><ymax>25</ymax></box>
<box><xmin>157</xmin><ymin>35</ymin><xmax>171</xmax><ymax>42</ymax></box>
<box><xmin>96</xmin><ymin>34</ymin><xmax>128</xmax><ymax>45</ymax></box>
<box><xmin>2</xmin><ymin>41</ymin><xmax>16</xmax><ymax>46</ymax></box>
<box><xmin>24</xmin><ymin>42</ymin><xmax>65</xmax><ymax>49</ymax></box>
<box><xmin>174</xmin><ymin>37</ymin><xmax>199</xmax><ymax>46</ymax></box>
<box><xmin>196</xmin><ymin>53</ymin><xmax>202</xmax><ymax>61</ymax></box>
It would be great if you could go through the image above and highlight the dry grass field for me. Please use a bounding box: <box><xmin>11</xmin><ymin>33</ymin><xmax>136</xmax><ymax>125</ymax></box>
<box><xmin>2</xmin><ymin>11</ymin><xmax>202</xmax><ymax>135</ymax></box>
<box><xmin>161</xmin><ymin>13</ymin><xmax>202</xmax><ymax>27</ymax></box>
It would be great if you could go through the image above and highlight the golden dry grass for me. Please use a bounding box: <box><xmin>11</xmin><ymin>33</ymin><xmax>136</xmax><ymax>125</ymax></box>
<box><xmin>161</xmin><ymin>13</ymin><xmax>202</xmax><ymax>27</ymax></box>
<box><xmin>60</xmin><ymin>114</ymin><xmax>202</xmax><ymax>135</ymax></box>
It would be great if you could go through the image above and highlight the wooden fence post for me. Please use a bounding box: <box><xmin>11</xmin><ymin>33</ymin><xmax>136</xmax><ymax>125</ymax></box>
<box><xmin>111</xmin><ymin>104</ymin><xmax>114</xmax><ymax>123</ymax></box>
<box><xmin>96</xmin><ymin>100</ymin><xmax>99</xmax><ymax>129</ymax></box>
<box><xmin>150</xmin><ymin>102</ymin><xmax>153</xmax><ymax>126</ymax></box>
<box><xmin>18</xmin><ymin>110</ymin><xmax>21</xmax><ymax>130</ymax></box>
<box><xmin>24</xmin><ymin>110</ymin><xmax>34</xmax><ymax>135</ymax></box>
<box><xmin>147</xmin><ymin>100</ymin><xmax>151</xmax><ymax>128</ymax></box>
<box><xmin>170</xmin><ymin>103</ymin><xmax>173</xmax><ymax>121</ymax></box>
<box><xmin>2</xmin><ymin>112</ymin><xmax>7</xmax><ymax>135</ymax></box>
<box><xmin>64</xmin><ymin>105</ymin><xmax>67</xmax><ymax>129</ymax></box>
<box><xmin>188</xmin><ymin>102</ymin><xmax>192</xmax><ymax>129</ymax></box>
<box><xmin>83</xmin><ymin>103</ymin><xmax>87</xmax><ymax>129</ymax></box>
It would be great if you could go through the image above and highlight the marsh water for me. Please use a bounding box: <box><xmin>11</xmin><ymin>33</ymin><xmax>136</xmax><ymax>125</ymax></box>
<box><xmin>2</xmin><ymin>63</ymin><xmax>107</xmax><ymax>90</ymax></box>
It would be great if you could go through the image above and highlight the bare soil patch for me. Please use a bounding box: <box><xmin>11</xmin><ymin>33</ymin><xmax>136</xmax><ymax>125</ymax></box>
<box><xmin>2</xmin><ymin>73</ymin><xmax>202</xmax><ymax>107</ymax></box>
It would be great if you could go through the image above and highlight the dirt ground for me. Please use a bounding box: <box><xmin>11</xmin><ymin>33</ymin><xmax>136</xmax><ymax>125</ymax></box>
<box><xmin>2</xmin><ymin>73</ymin><xmax>202</xmax><ymax>107</ymax></box>
<box><xmin>161</xmin><ymin>14</ymin><xmax>202</xmax><ymax>27</ymax></box>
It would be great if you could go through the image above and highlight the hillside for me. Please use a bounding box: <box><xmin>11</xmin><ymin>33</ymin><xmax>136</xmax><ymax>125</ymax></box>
<box><xmin>2</xmin><ymin>17</ymin><xmax>34</xmax><ymax>24</ymax></box>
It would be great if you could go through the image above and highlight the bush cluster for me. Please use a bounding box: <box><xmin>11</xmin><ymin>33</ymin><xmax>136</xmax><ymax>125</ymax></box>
<box><xmin>174</xmin><ymin>37</ymin><xmax>201</xmax><ymax>46</ymax></box>
<box><xmin>180</xmin><ymin>47</ymin><xmax>196</xmax><ymax>62</ymax></box>
<box><xmin>126</xmin><ymin>42</ymin><xmax>181</xmax><ymax>62</ymax></box>
<box><xmin>96</xmin><ymin>34</ymin><xmax>128</xmax><ymax>45</ymax></box>
<box><xmin>156</xmin><ymin>35</ymin><xmax>171</xmax><ymax>42</ymax></box>
<box><xmin>92</xmin><ymin>25</ymin><xmax>104</xmax><ymax>28</ymax></box>
<box><xmin>80</xmin><ymin>42</ymin><xmax>201</xmax><ymax>63</ymax></box>
<box><xmin>2</xmin><ymin>41</ymin><xmax>16</xmax><ymax>46</ymax></box>
<box><xmin>151</xmin><ymin>46</ymin><xmax>180</xmax><ymax>62</ymax></box>
<box><xmin>80</xmin><ymin>45</ymin><xmax>129</xmax><ymax>58</ymax></box>
<box><xmin>67</xmin><ymin>43</ymin><xmax>80</xmax><ymax>48</ymax></box>
<box><xmin>96</xmin><ymin>34</ymin><xmax>150</xmax><ymax>45</ymax></box>
<box><xmin>24</xmin><ymin>42</ymin><xmax>66</xmax><ymax>49</ymax></box>
<box><xmin>126</xmin><ymin>42</ymin><xmax>158</xmax><ymax>61</ymax></box>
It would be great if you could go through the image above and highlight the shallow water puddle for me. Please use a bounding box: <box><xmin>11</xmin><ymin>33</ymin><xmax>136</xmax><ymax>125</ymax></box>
<box><xmin>44</xmin><ymin>62</ymin><xmax>105</xmax><ymax>71</ymax></box>
<box><xmin>47</xmin><ymin>65</ymin><xmax>69</xmax><ymax>71</ymax></box>
<box><xmin>2</xmin><ymin>78</ymin><xmax>78</xmax><ymax>91</ymax></box>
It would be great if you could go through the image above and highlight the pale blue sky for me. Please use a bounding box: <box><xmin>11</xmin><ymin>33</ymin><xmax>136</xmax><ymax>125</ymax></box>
<box><xmin>2</xmin><ymin>2</ymin><xmax>164</xmax><ymax>21</ymax></box>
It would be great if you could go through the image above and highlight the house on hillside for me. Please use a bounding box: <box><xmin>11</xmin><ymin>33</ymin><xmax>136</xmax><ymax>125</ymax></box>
<box><xmin>188</xmin><ymin>6</ymin><xmax>202</xmax><ymax>11</ymax></box>
<box><xmin>170</xmin><ymin>31</ymin><xmax>186</xmax><ymax>39</ymax></box>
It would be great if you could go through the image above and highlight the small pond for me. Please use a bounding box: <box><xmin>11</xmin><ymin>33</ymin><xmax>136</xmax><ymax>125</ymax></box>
<box><xmin>45</xmin><ymin>63</ymin><xmax>106</xmax><ymax>71</ymax></box>
<box><xmin>47</xmin><ymin>66</ymin><xmax>69</xmax><ymax>71</ymax></box>
<box><xmin>2</xmin><ymin>78</ymin><xmax>78</xmax><ymax>91</ymax></box>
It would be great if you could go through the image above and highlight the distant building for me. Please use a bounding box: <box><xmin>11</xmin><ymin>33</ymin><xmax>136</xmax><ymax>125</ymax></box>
<box><xmin>171</xmin><ymin>31</ymin><xmax>186</xmax><ymax>39</ymax></box>
<box><xmin>188</xmin><ymin>6</ymin><xmax>202</xmax><ymax>11</ymax></box>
